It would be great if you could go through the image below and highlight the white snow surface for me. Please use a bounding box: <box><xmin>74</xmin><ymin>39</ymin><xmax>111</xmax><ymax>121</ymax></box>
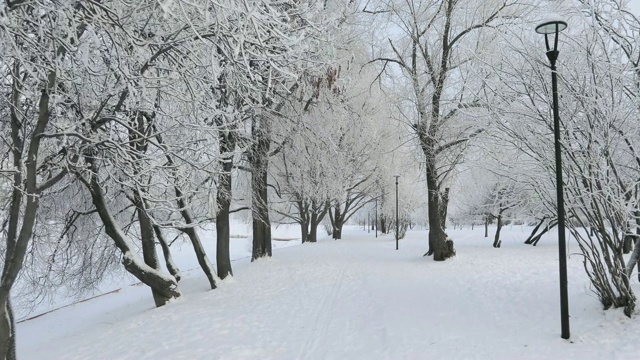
<box><xmin>17</xmin><ymin>225</ymin><xmax>640</xmax><ymax>359</ymax></box>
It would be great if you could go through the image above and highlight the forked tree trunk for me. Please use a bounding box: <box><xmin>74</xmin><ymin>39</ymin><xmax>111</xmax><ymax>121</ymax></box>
<box><xmin>134</xmin><ymin>194</ymin><xmax>167</xmax><ymax>306</ymax></box>
<box><xmin>524</xmin><ymin>217</ymin><xmax>548</xmax><ymax>244</ymax></box>
<box><xmin>128</xmin><ymin>113</ymin><xmax>177</xmax><ymax>304</ymax></box>
<box><xmin>153</xmin><ymin>131</ymin><xmax>217</xmax><ymax>287</ymax></box>
<box><xmin>425</xmin><ymin>156</ymin><xmax>455</xmax><ymax>260</ymax></box>
<box><xmin>308</xmin><ymin>202</ymin><xmax>328</xmax><ymax>243</ymax></box>
<box><xmin>84</xmin><ymin>166</ymin><xmax>181</xmax><ymax>303</ymax></box>
<box><xmin>524</xmin><ymin>219</ymin><xmax>558</xmax><ymax>246</ymax></box>
<box><xmin>1</xmin><ymin>60</ymin><xmax>63</xmax><ymax>360</ymax></box>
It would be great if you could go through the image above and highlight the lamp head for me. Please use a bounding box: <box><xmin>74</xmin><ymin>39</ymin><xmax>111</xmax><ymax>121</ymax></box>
<box><xmin>535</xmin><ymin>14</ymin><xmax>567</xmax><ymax>35</ymax></box>
<box><xmin>535</xmin><ymin>13</ymin><xmax>567</xmax><ymax>54</ymax></box>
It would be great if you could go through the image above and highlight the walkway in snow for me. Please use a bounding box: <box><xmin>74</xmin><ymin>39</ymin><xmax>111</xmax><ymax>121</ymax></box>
<box><xmin>18</xmin><ymin>226</ymin><xmax>640</xmax><ymax>359</ymax></box>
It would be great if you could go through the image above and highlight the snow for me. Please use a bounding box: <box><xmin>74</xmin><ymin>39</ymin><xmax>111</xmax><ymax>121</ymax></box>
<box><xmin>17</xmin><ymin>225</ymin><xmax>640</xmax><ymax>359</ymax></box>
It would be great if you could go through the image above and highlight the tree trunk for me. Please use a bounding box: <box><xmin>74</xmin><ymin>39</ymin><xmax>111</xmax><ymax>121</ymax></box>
<box><xmin>334</xmin><ymin>225</ymin><xmax>343</xmax><ymax>240</ymax></box>
<box><xmin>309</xmin><ymin>212</ymin><xmax>319</xmax><ymax>243</ymax></box>
<box><xmin>530</xmin><ymin>221</ymin><xmax>558</xmax><ymax>246</ymax></box>
<box><xmin>1</xmin><ymin>63</ymin><xmax>58</xmax><ymax>360</ymax></box>
<box><xmin>308</xmin><ymin>201</ymin><xmax>328</xmax><ymax>243</ymax></box>
<box><xmin>0</xmin><ymin>297</ymin><xmax>16</xmax><ymax>360</ymax></box>
<box><xmin>493</xmin><ymin>211</ymin><xmax>503</xmax><ymax>248</ymax></box>
<box><xmin>216</xmin><ymin>129</ymin><xmax>235</xmax><ymax>279</ymax></box>
<box><xmin>484</xmin><ymin>215</ymin><xmax>489</xmax><ymax>238</ymax></box>
<box><xmin>297</xmin><ymin>199</ymin><xmax>309</xmax><ymax>244</ymax></box>
<box><xmin>153</xmin><ymin>131</ymin><xmax>217</xmax><ymax>287</ymax></box>
<box><xmin>623</xmin><ymin>233</ymin><xmax>634</xmax><ymax>254</ymax></box>
<box><xmin>175</xmin><ymin>192</ymin><xmax>217</xmax><ymax>289</ymax></box>
<box><xmin>250</xmin><ymin>115</ymin><xmax>272</xmax><ymax>260</ymax></box>
<box><xmin>153</xmin><ymin>225</ymin><xmax>181</xmax><ymax>281</ymax></box>
<box><xmin>625</xmin><ymin>236</ymin><xmax>640</xmax><ymax>279</ymax></box>
<box><xmin>381</xmin><ymin>216</ymin><xmax>387</xmax><ymax>234</ymax></box>
<box><xmin>524</xmin><ymin>217</ymin><xmax>548</xmax><ymax>244</ymax></box>
<box><xmin>84</xmin><ymin>164</ymin><xmax>181</xmax><ymax>302</ymax></box>
<box><xmin>134</xmin><ymin>194</ymin><xmax>167</xmax><ymax>306</ymax></box>
<box><xmin>425</xmin><ymin>157</ymin><xmax>455</xmax><ymax>260</ymax></box>
<box><xmin>331</xmin><ymin>206</ymin><xmax>343</xmax><ymax>240</ymax></box>
<box><xmin>439</xmin><ymin>187</ymin><xmax>450</xmax><ymax>230</ymax></box>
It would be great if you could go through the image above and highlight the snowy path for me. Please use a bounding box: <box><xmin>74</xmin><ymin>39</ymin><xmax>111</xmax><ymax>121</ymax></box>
<box><xmin>18</xmin><ymin>226</ymin><xmax>640</xmax><ymax>359</ymax></box>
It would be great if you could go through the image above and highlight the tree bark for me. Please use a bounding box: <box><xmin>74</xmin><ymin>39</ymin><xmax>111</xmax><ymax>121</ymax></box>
<box><xmin>524</xmin><ymin>217</ymin><xmax>548</xmax><ymax>244</ymax></box>
<box><xmin>1</xmin><ymin>61</ymin><xmax>61</xmax><ymax>360</ymax></box>
<box><xmin>308</xmin><ymin>201</ymin><xmax>328</xmax><ymax>243</ymax></box>
<box><xmin>216</xmin><ymin>128</ymin><xmax>236</xmax><ymax>279</ymax></box>
<box><xmin>331</xmin><ymin>205</ymin><xmax>343</xmax><ymax>240</ymax></box>
<box><xmin>153</xmin><ymin>225</ymin><xmax>181</xmax><ymax>281</ymax></box>
<box><xmin>134</xmin><ymin>194</ymin><xmax>167</xmax><ymax>306</ymax></box>
<box><xmin>623</xmin><ymin>233</ymin><xmax>634</xmax><ymax>254</ymax></box>
<box><xmin>83</xmin><ymin>161</ymin><xmax>181</xmax><ymax>302</ymax></box>
<box><xmin>484</xmin><ymin>215</ymin><xmax>489</xmax><ymax>238</ymax></box>
<box><xmin>0</xmin><ymin>297</ymin><xmax>16</xmax><ymax>360</ymax></box>
<box><xmin>528</xmin><ymin>221</ymin><xmax>558</xmax><ymax>246</ymax></box>
<box><xmin>153</xmin><ymin>131</ymin><xmax>217</xmax><ymax>288</ymax></box>
<box><xmin>493</xmin><ymin>210</ymin><xmax>503</xmax><ymax>248</ymax></box>
<box><xmin>297</xmin><ymin>199</ymin><xmax>310</xmax><ymax>244</ymax></box>
<box><xmin>424</xmin><ymin>158</ymin><xmax>455</xmax><ymax>260</ymax></box>
<box><xmin>439</xmin><ymin>187</ymin><xmax>450</xmax><ymax>230</ymax></box>
<box><xmin>625</xmin><ymin>237</ymin><xmax>640</xmax><ymax>279</ymax></box>
<box><xmin>251</xmin><ymin>115</ymin><xmax>272</xmax><ymax>260</ymax></box>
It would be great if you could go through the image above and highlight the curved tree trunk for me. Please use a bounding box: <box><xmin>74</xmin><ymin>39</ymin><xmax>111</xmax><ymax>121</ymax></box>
<box><xmin>84</xmin><ymin>166</ymin><xmax>181</xmax><ymax>302</ymax></box>
<box><xmin>153</xmin><ymin>225</ymin><xmax>181</xmax><ymax>281</ymax></box>
<box><xmin>153</xmin><ymin>131</ymin><xmax>217</xmax><ymax>288</ymax></box>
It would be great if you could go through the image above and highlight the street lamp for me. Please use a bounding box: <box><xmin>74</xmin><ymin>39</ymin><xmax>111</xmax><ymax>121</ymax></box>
<box><xmin>535</xmin><ymin>14</ymin><xmax>570</xmax><ymax>340</ymax></box>
<box><xmin>394</xmin><ymin>175</ymin><xmax>400</xmax><ymax>250</ymax></box>
<box><xmin>375</xmin><ymin>197</ymin><xmax>378</xmax><ymax>238</ymax></box>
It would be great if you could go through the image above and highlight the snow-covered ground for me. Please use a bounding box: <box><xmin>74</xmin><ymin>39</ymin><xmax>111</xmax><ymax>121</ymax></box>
<box><xmin>17</xmin><ymin>225</ymin><xmax>640</xmax><ymax>359</ymax></box>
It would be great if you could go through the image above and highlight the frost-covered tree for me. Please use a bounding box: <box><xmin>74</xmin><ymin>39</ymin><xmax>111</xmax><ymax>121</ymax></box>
<box><xmin>488</xmin><ymin>0</ymin><xmax>640</xmax><ymax>315</ymax></box>
<box><xmin>369</xmin><ymin>0</ymin><xmax>530</xmax><ymax>260</ymax></box>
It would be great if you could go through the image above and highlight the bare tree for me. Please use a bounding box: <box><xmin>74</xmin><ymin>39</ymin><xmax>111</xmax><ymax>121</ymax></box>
<box><xmin>371</xmin><ymin>0</ymin><xmax>526</xmax><ymax>260</ymax></box>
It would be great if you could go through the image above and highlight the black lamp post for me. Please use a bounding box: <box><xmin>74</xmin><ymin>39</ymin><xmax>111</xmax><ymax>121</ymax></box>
<box><xmin>375</xmin><ymin>197</ymin><xmax>378</xmax><ymax>238</ymax></box>
<box><xmin>394</xmin><ymin>175</ymin><xmax>400</xmax><ymax>250</ymax></box>
<box><xmin>535</xmin><ymin>14</ymin><xmax>570</xmax><ymax>340</ymax></box>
